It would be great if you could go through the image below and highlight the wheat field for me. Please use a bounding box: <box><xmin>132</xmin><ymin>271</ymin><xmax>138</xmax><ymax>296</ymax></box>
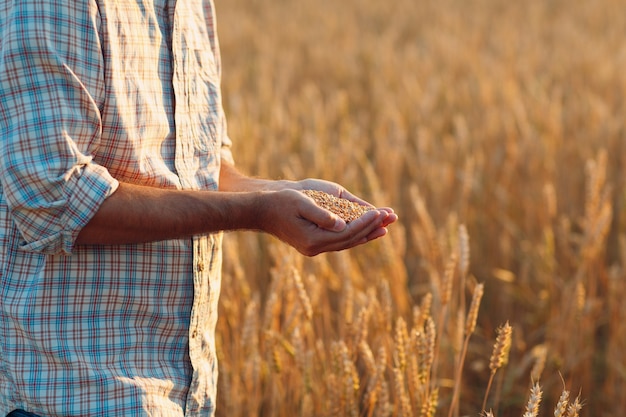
<box><xmin>213</xmin><ymin>0</ymin><xmax>626</xmax><ymax>416</ymax></box>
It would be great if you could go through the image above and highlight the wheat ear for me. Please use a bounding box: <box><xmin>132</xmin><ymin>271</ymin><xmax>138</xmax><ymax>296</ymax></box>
<box><xmin>554</xmin><ymin>389</ymin><xmax>570</xmax><ymax>417</ymax></box>
<box><xmin>566</xmin><ymin>395</ymin><xmax>582</xmax><ymax>417</ymax></box>
<box><xmin>522</xmin><ymin>383</ymin><xmax>543</xmax><ymax>417</ymax></box>
<box><xmin>482</xmin><ymin>321</ymin><xmax>513</xmax><ymax>411</ymax></box>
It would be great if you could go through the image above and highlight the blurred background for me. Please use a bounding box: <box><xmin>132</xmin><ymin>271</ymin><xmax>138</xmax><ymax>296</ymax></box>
<box><xmin>214</xmin><ymin>0</ymin><xmax>626</xmax><ymax>415</ymax></box>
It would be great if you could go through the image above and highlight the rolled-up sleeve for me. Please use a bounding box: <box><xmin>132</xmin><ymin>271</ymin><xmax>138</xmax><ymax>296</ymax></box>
<box><xmin>0</xmin><ymin>1</ymin><xmax>118</xmax><ymax>255</ymax></box>
<box><xmin>219</xmin><ymin>114</ymin><xmax>235</xmax><ymax>165</ymax></box>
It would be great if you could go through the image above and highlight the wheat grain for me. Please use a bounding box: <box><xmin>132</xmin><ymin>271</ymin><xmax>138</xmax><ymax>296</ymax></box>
<box><xmin>543</xmin><ymin>182</ymin><xmax>558</xmax><ymax>220</ymax></box>
<box><xmin>414</xmin><ymin>292</ymin><xmax>433</xmax><ymax>331</ymax></box>
<box><xmin>465</xmin><ymin>283</ymin><xmax>484</xmax><ymax>336</ymax></box>
<box><xmin>241</xmin><ymin>298</ymin><xmax>260</xmax><ymax>357</ymax></box>
<box><xmin>458</xmin><ymin>224</ymin><xmax>470</xmax><ymax>279</ymax></box>
<box><xmin>410</xmin><ymin>184</ymin><xmax>443</xmax><ymax>269</ymax></box>
<box><xmin>393</xmin><ymin>367</ymin><xmax>413</xmax><ymax>417</ymax></box>
<box><xmin>554</xmin><ymin>390</ymin><xmax>570</xmax><ymax>417</ymax></box>
<box><xmin>291</xmin><ymin>267</ymin><xmax>313</xmax><ymax>321</ymax></box>
<box><xmin>422</xmin><ymin>317</ymin><xmax>436</xmax><ymax>384</ymax></box>
<box><xmin>394</xmin><ymin>317</ymin><xmax>409</xmax><ymax>371</ymax></box>
<box><xmin>301</xmin><ymin>392</ymin><xmax>313</xmax><ymax>417</ymax></box>
<box><xmin>377</xmin><ymin>380</ymin><xmax>392</xmax><ymax>417</ymax></box>
<box><xmin>354</xmin><ymin>306</ymin><xmax>371</xmax><ymax>348</ymax></box>
<box><xmin>420</xmin><ymin>387</ymin><xmax>438</xmax><ymax>417</ymax></box>
<box><xmin>575</xmin><ymin>281</ymin><xmax>586</xmax><ymax>318</ymax></box>
<box><xmin>303</xmin><ymin>189</ymin><xmax>374</xmax><ymax>222</ymax></box>
<box><xmin>262</xmin><ymin>282</ymin><xmax>281</xmax><ymax>332</ymax></box>
<box><xmin>379</xmin><ymin>279</ymin><xmax>393</xmax><ymax>332</ymax></box>
<box><xmin>483</xmin><ymin>321</ymin><xmax>513</xmax><ymax>411</ymax></box>
<box><xmin>327</xmin><ymin>373</ymin><xmax>341</xmax><ymax>416</ymax></box>
<box><xmin>566</xmin><ymin>396</ymin><xmax>582</xmax><ymax>417</ymax></box>
<box><xmin>344</xmin><ymin>277</ymin><xmax>355</xmax><ymax>326</ymax></box>
<box><xmin>361</xmin><ymin>342</ymin><xmax>383</xmax><ymax>417</ymax></box>
<box><xmin>333</xmin><ymin>340</ymin><xmax>359</xmax><ymax>416</ymax></box>
<box><xmin>407</xmin><ymin>353</ymin><xmax>421</xmax><ymax>411</ymax></box>
<box><xmin>292</xmin><ymin>326</ymin><xmax>305</xmax><ymax>371</ymax></box>
<box><xmin>363</xmin><ymin>379</ymin><xmax>380</xmax><ymax>417</ymax></box>
<box><xmin>522</xmin><ymin>383</ymin><xmax>543</xmax><ymax>417</ymax></box>
<box><xmin>270</xmin><ymin>333</ymin><xmax>282</xmax><ymax>374</ymax></box>
<box><xmin>376</xmin><ymin>345</ymin><xmax>388</xmax><ymax>376</ymax></box>
<box><xmin>441</xmin><ymin>253</ymin><xmax>457</xmax><ymax>306</ymax></box>
<box><xmin>530</xmin><ymin>345</ymin><xmax>548</xmax><ymax>382</ymax></box>
<box><xmin>357</xmin><ymin>340</ymin><xmax>374</xmax><ymax>372</ymax></box>
<box><xmin>489</xmin><ymin>322</ymin><xmax>513</xmax><ymax>372</ymax></box>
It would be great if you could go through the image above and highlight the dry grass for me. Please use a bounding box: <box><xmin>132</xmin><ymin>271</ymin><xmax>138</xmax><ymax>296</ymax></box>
<box><xmin>214</xmin><ymin>0</ymin><xmax>626</xmax><ymax>415</ymax></box>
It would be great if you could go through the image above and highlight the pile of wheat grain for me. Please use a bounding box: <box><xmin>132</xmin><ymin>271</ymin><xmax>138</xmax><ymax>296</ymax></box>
<box><xmin>302</xmin><ymin>189</ymin><xmax>374</xmax><ymax>222</ymax></box>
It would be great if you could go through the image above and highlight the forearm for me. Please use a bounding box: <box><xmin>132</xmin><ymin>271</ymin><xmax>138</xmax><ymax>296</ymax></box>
<box><xmin>219</xmin><ymin>160</ymin><xmax>295</xmax><ymax>192</ymax></box>
<box><xmin>75</xmin><ymin>182</ymin><xmax>265</xmax><ymax>245</ymax></box>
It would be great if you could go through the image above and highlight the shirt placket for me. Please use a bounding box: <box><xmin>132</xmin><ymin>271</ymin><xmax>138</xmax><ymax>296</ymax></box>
<box><xmin>171</xmin><ymin>1</ymin><xmax>214</xmax><ymax>415</ymax></box>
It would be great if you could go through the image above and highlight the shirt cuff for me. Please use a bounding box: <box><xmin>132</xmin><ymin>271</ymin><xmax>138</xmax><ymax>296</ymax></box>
<box><xmin>220</xmin><ymin>135</ymin><xmax>234</xmax><ymax>165</ymax></box>
<box><xmin>19</xmin><ymin>163</ymin><xmax>119</xmax><ymax>255</ymax></box>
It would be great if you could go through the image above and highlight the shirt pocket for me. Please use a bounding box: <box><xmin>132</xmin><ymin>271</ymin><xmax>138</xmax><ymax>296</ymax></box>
<box><xmin>187</xmin><ymin>45</ymin><xmax>222</xmax><ymax>154</ymax></box>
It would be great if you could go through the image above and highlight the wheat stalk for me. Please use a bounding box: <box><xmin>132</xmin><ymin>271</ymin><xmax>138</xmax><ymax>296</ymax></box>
<box><xmin>291</xmin><ymin>267</ymin><xmax>313</xmax><ymax>321</ymax></box>
<box><xmin>393</xmin><ymin>367</ymin><xmax>413</xmax><ymax>417</ymax></box>
<box><xmin>457</xmin><ymin>224</ymin><xmax>470</xmax><ymax>314</ymax></box>
<box><xmin>241</xmin><ymin>297</ymin><xmax>260</xmax><ymax>357</ymax></box>
<box><xmin>420</xmin><ymin>387</ymin><xmax>439</xmax><ymax>417</ymax></box>
<box><xmin>354</xmin><ymin>306</ymin><xmax>371</xmax><ymax>349</ymax></box>
<box><xmin>482</xmin><ymin>321</ymin><xmax>513</xmax><ymax>411</ymax></box>
<box><xmin>422</xmin><ymin>317</ymin><xmax>436</xmax><ymax>387</ymax></box>
<box><xmin>377</xmin><ymin>380</ymin><xmax>392</xmax><ymax>417</ymax></box>
<box><xmin>449</xmin><ymin>282</ymin><xmax>484</xmax><ymax>417</ymax></box>
<box><xmin>414</xmin><ymin>292</ymin><xmax>433</xmax><ymax>331</ymax></box>
<box><xmin>214</xmin><ymin>1</ymin><xmax>615</xmax><ymax>413</ymax></box>
<box><xmin>394</xmin><ymin>317</ymin><xmax>409</xmax><ymax>372</ymax></box>
<box><xmin>379</xmin><ymin>279</ymin><xmax>393</xmax><ymax>332</ymax></box>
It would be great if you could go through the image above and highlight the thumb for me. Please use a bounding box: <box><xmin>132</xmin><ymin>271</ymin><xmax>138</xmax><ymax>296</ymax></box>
<box><xmin>306</xmin><ymin>206</ymin><xmax>346</xmax><ymax>232</ymax></box>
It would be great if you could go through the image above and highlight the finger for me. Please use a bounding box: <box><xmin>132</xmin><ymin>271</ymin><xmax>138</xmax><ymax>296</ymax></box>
<box><xmin>300</xmin><ymin>199</ymin><xmax>347</xmax><ymax>232</ymax></box>
<box><xmin>347</xmin><ymin>211</ymin><xmax>388</xmax><ymax>241</ymax></box>
<box><xmin>324</xmin><ymin>210</ymin><xmax>385</xmax><ymax>250</ymax></box>
<box><xmin>380</xmin><ymin>211</ymin><xmax>398</xmax><ymax>227</ymax></box>
<box><xmin>366</xmin><ymin>226</ymin><xmax>388</xmax><ymax>241</ymax></box>
<box><xmin>298</xmin><ymin>208</ymin><xmax>392</xmax><ymax>255</ymax></box>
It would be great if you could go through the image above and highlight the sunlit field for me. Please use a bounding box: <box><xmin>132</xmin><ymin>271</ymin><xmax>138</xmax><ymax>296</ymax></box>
<box><xmin>213</xmin><ymin>0</ymin><xmax>626</xmax><ymax>416</ymax></box>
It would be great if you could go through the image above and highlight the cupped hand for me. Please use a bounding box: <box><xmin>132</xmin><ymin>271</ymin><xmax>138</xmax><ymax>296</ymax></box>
<box><xmin>291</xmin><ymin>178</ymin><xmax>397</xmax><ymax>227</ymax></box>
<box><xmin>257</xmin><ymin>189</ymin><xmax>396</xmax><ymax>256</ymax></box>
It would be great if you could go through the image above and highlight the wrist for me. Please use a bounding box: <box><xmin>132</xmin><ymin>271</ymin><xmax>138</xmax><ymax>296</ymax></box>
<box><xmin>243</xmin><ymin>190</ymin><xmax>274</xmax><ymax>231</ymax></box>
<box><xmin>263</xmin><ymin>179</ymin><xmax>299</xmax><ymax>192</ymax></box>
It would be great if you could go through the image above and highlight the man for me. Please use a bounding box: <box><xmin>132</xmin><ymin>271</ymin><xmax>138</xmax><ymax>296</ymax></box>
<box><xmin>0</xmin><ymin>1</ymin><xmax>397</xmax><ymax>416</ymax></box>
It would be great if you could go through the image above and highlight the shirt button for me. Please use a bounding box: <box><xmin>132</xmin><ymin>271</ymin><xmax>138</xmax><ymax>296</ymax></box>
<box><xmin>197</xmin><ymin>261</ymin><xmax>205</xmax><ymax>272</ymax></box>
<box><xmin>192</xmin><ymin>330</ymin><xmax>198</xmax><ymax>339</ymax></box>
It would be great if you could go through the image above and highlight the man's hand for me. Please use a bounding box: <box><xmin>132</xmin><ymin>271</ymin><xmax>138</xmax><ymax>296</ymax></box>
<box><xmin>289</xmin><ymin>178</ymin><xmax>398</xmax><ymax>227</ymax></box>
<box><xmin>255</xmin><ymin>187</ymin><xmax>397</xmax><ymax>257</ymax></box>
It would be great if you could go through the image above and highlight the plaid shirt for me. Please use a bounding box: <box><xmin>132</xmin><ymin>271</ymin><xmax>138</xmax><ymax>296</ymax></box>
<box><xmin>0</xmin><ymin>0</ymin><xmax>233</xmax><ymax>415</ymax></box>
